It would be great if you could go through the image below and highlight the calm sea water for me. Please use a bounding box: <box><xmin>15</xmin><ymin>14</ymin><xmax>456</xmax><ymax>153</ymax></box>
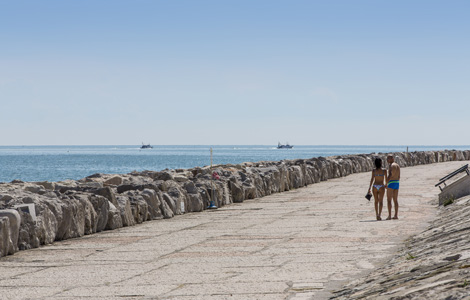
<box><xmin>0</xmin><ymin>145</ymin><xmax>468</xmax><ymax>183</ymax></box>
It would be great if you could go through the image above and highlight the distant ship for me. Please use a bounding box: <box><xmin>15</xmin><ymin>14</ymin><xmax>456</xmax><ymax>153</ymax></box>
<box><xmin>140</xmin><ymin>143</ymin><xmax>153</xmax><ymax>149</ymax></box>
<box><xmin>277</xmin><ymin>142</ymin><xmax>293</xmax><ymax>149</ymax></box>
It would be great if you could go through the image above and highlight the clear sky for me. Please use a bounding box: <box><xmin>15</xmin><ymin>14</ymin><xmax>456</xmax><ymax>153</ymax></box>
<box><xmin>1</xmin><ymin>0</ymin><xmax>469</xmax><ymax>146</ymax></box>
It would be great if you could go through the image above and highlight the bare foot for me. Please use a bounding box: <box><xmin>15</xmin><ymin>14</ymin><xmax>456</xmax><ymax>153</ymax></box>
<box><xmin>392</xmin><ymin>216</ymin><xmax>398</xmax><ymax>220</ymax></box>
<box><xmin>386</xmin><ymin>216</ymin><xmax>391</xmax><ymax>220</ymax></box>
<box><xmin>376</xmin><ymin>216</ymin><xmax>382</xmax><ymax>221</ymax></box>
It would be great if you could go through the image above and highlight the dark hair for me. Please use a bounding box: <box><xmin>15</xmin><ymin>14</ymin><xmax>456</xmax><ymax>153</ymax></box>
<box><xmin>375</xmin><ymin>158</ymin><xmax>382</xmax><ymax>169</ymax></box>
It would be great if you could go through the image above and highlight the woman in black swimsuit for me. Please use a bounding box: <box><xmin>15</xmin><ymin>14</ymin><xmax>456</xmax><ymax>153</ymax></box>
<box><xmin>368</xmin><ymin>158</ymin><xmax>388</xmax><ymax>220</ymax></box>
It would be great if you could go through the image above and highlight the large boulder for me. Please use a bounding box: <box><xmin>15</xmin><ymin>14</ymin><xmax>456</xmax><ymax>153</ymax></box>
<box><xmin>162</xmin><ymin>193</ymin><xmax>177</xmax><ymax>214</ymax></box>
<box><xmin>289</xmin><ymin>166</ymin><xmax>304</xmax><ymax>189</ymax></box>
<box><xmin>116</xmin><ymin>195</ymin><xmax>135</xmax><ymax>227</ymax></box>
<box><xmin>34</xmin><ymin>181</ymin><xmax>56</xmax><ymax>191</ymax></box>
<box><xmin>229</xmin><ymin>181</ymin><xmax>244</xmax><ymax>203</ymax></box>
<box><xmin>7</xmin><ymin>193</ymin><xmax>59</xmax><ymax>247</ymax></box>
<box><xmin>153</xmin><ymin>171</ymin><xmax>174</xmax><ymax>181</ymax></box>
<box><xmin>123</xmin><ymin>191</ymin><xmax>149</xmax><ymax>224</ymax></box>
<box><xmin>165</xmin><ymin>181</ymin><xmax>188</xmax><ymax>215</ymax></box>
<box><xmin>174</xmin><ymin>174</ymin><xmax>189</xmax><ymax>183</ymax></box>
<box><xmin>23</xmin><ymin>184</ymin><xmax>47</xmax><ymax>195</ymax></box>
<box><xmin>92</xmin><ymin>187</ymin><xmax>119</xmax><ymax>207</ymax></box>
<box><xmin>186</xmin><ymin>194</ymin><xmax>204</xmax><ymax>212</ymax></box>
<box><xmin>0</xmin><ymin>209</ymin><xmax>21</xmax><ymax>256</ymax></box>
<box><xmin>243</xmin><ymin>182</ymin><xmax>257</xmax><ymax>199</ymax></box>
<box><xmin>140</xmin><ymin>189</ymin><xmax>163</xmax><ymax>220</ymax></box>
<box><xmin>0</xmin><ymin>217</ymin><xmax>11</xmax><ymax>257</ymax></box>
<box><xmin>47</xmin><ymin>194</ymin><xmax>85</xmax><ymax>240</ymax></box>
<box><xmin>104</xmin><ymin>176</ymin><xmax>123</xmax><ymax>186</ymax></box>
<box><xmin>183</xmin><ymin>181</ymin><xmax>198</xmax><ymax>194</ymax></box>
<box><xmin>88</xmin><ymin>194</ymin><xmax>111</xmax><ymax>233</ymax></box>
<box><xmin>160</xmin><ymin>199</ymin><xmax>174</xmax><ymax>219</ymax></box>
<box><xmin>70</xmin><ymin>193</ymin><xmax>97</xmax><ymax>235</ymax></box>
<box><xmin>106</xmin><ymin>202</ymin><xmax>123</xmax><ymax>230</ymax></box>
<box><xmin>16</xmin><ymin>210</ymin><xmax>39</xmax><ymax>250</ymax></box>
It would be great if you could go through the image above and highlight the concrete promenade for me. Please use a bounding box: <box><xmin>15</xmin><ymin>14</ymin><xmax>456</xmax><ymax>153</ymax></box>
<box><xmin>1</xmin><ymin>161</ymin><xmax>466</xmax><ymax>300</ymax></box>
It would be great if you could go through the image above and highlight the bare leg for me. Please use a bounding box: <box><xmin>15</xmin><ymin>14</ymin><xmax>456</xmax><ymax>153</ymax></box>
<box><xmin>386</xmin><ymin>187</ymin><xmax>392</xmax><ymax>220</ymax></box>
<box><xmin>392</xmin><ymin>189</ymin><xmax>399</xmax><ymax>219</ymax></box>
<box><xmin>372</xmin><ymin>188</ymin><xmax>380</xmax><ymax>220</ymax></box>
<box><xmin>378</xmin><ymin>187</ymin><xmax>385</xmax><ymax>219</ymax></box>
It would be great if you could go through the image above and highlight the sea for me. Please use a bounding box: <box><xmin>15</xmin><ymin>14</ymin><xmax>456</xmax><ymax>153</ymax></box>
<box><xmin>0</xmin><ymin>145</ymin><xmax>468</xmax><ymax>183</ymax></box>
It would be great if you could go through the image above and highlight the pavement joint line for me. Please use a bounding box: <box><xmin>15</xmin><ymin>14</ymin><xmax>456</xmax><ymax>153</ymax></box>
<box><xmin>159</xmin><ymin>283</ymin><xmax>188</xmax><ymax>298</ymax></box>
<box><xmin>0</xmin><ymin>266</ymin><xmax>50</xmax><ymax>282</ymax></box>
<box><xmin>125</xmin><ymin>263</ymin><xmax>170</xmax><ymax>281</ymax></box>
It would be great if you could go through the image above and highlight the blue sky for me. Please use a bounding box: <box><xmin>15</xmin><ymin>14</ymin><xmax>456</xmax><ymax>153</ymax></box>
<box><xmin>1</xmin><ymin>0</ymin><xmax>469</xmax><ymax>145</ymax></box>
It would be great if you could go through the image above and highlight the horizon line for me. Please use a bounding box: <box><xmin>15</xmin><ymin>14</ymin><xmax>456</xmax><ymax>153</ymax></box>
<box><xmin>0</xmin><ymin>144</ymin><xmax>469</xmax><ymax>147</ymax></box>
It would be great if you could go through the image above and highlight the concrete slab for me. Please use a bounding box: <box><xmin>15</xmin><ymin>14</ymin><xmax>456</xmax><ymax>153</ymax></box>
<box><xmin>438</xmin><ymin>173</ymin><xmax>470</xmax><ymax>205</ymax></box>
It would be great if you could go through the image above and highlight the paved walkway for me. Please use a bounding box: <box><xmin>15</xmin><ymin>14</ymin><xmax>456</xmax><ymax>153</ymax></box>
<box><xmin>1</xmin><ymin>161</ymin><xmax>465</xmax><ymax>300</ymax></box>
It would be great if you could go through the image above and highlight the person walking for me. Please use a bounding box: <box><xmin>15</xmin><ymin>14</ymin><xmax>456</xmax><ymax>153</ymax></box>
<box><xmin>368</xmin><ymin>158</ymin><xmax>387</xmax><ymax>221</ymax></box>
<box><xmin>386</xmin><ymin>155</ymin><xmax>400</xmax><ymax>220</ymax></box>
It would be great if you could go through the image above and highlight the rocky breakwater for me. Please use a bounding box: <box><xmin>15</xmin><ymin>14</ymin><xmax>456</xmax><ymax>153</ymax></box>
<box><xmin>0</xmin><ymin>150</ymin><xmax>469</xmax><ymax>258</ymax></box>
<box><xmin>331</xmin><ymin>194</ymin><xmax>470</xmax><ymax>299</ymax></box>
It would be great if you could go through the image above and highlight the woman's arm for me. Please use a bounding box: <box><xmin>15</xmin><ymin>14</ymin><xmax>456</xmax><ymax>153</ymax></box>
<box><xmin>369</xmin><ymin>170</ymin><xmax>374</xmax><ymax>192</ymax></box>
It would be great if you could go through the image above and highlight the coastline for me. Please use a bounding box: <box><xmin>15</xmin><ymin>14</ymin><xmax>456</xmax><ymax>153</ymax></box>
<box><xmin>1</xmin><ymin>149</ymin><xmax>469</xmax><ymax>258</ymax></box>
<box><xmin>1</xmin><ymin>145</ymin><xmax>470</xmax><ymax>183</ymax></box>
<box><xmin>0</xmin><ymin>155</ymin><xmax>467</xmax><ymax>298</ymax></box>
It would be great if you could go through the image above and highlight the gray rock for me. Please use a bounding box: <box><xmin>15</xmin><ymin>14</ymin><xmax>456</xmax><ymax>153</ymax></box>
<box><xmin>186</xmin><ymin>194</ymin><xmax>204</xmax><ymax>212</ymax></box>
<box><xmin>8</xmin><ymin>193</ymin><xmax>59</xmax><ymax>247</ymax></box>
<box><xmin>183</xmin><ymin>182</ymin><xmax>198</xmax><ymax>194</ymax></box>
<box><xmin>34</xmin><ymin>181</ymin><xmax>56</xmax><ymax>191</ymax></box>
<box><xmin>174</xmin><ymin>174</ymin><xmax>189</xmax><ymax>182</ymax></box>
<box><xmin>104</xmin><ymin>176</ymin><xmax>123</xmax><ymax>186</ymax></box>
<box><xmin>23</xmin><ymin>184</ymin><xmax>46</xmax><ymax>194</ymax></box>
<box><xmin>154</xmin><ymin>171</ymin><xmax>174</xmax><ymax>181</ymax></box>
<box><xmin>0</xmin><ymin>209</ymin><xmax>20</xmax><ymax>256</ymax></box>
<box><xmin>289</xmin><ymin>166</ymin><xmax>304</xmax><ymax>189</ymax></box>
<box><xmin>160</xmin><ymin>199</ymin><xmax>174</xmax><ymax>219</ymax></box>
<box><xmin>229</xmin><ymin>181</ymin><xmax>244</xmax><ymax>203</ymax></box>
<box><xmin>127</xmin><ymin>193</ymin><xmax>148</xmax><ymax>224</ymax></box>
<box><xmin>72</xmin><ymin>193</ymin><xmax>98</xmax><ymax>235</ymax></box>
<box><xmin>0</xmin><ymin>217</ymin><xmax>10</xmax><ymax>256</ymax></box>
<box><xmin>116</xmin><ymin>195</ymin><xmax>135</xmax><ymax>227</ymax></box>
<box><xmin>89</xmin><ymin>195</ymin><xmax>110</xmax><ymax>233</ymax></box>
<box><xmin>162</xmin><ymin>193</ymin><xmax>177</xmax><ymax>214</ymax></box>
<box><xmin>117</xmin><ymin>184</ymin><xmax>139</xmax><ymax>194</ymax></box>
<box><xmin>43</xmin><ymin>195</ymin><xmax>83</xmax><ymax>240</ymax></box>
<box><xmin>79</xmin><ymin>181</ymin><xmax>103</xmax><ymax>189</ymax></box>
<box><xmin>17</xmin><ymin>211</ymin><xmax>39</xmax><ymax>250</ymax></box>
<box><xmin>106</xmin><ymin>202</ymin><xmax>123</xmax><ymax>230</ymax></box>
<box><xmin>243</xmin><ymin>182</ymin><xmax>257</xmax><ymax>199</ymax></box>
<box><xmin>141</xmin><ymin>189</ymin><xmax>163</xmax><ymax>220</ymax></box>
<box><xmin>92</xmin><ymin>187</ymin><xmax>119</xmax><ymax>208</ymax></box>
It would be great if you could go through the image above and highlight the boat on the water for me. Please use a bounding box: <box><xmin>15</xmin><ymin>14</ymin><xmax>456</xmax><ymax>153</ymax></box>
<box><xmin>140</xmin><ymin>143</ymin><xmax>153</xmax><ymax>149</ymax></box>
<box><xmin>277</xmin><ymin>142</ymin><xmax>293</xmax><ymax>149</ymax></box>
